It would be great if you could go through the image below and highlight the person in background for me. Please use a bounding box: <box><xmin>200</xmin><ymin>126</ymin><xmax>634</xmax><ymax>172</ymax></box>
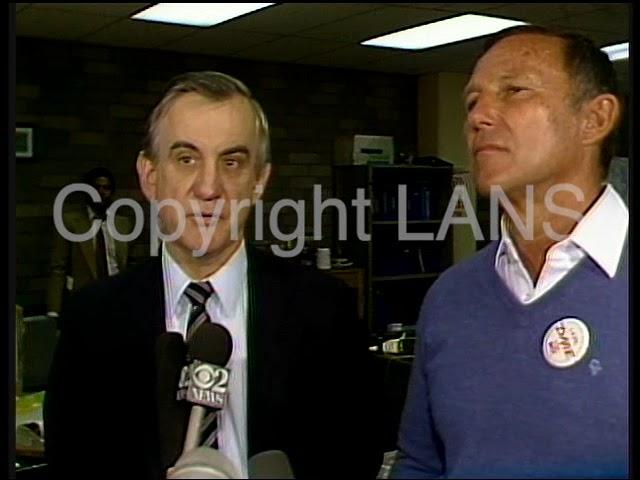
<box><xmin>46</xmin><ymin>167</ymin><xmax>133</xmax><ymax>318</ymax></box>
<box><xmin>44</xmin><ymin>71</ymin><xmax>382</xmax><ymax>479</ymax></box>
<box><xmin>392</xmin><ymin>25</ymin><xmax>627</xmax><ymax>478</ymax></box>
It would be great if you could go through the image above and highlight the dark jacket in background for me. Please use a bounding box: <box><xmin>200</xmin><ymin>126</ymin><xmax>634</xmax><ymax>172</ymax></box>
<box><xmin>47</xmin><ymin>209</ymin><xmax>133</xmax><ymax>315</ymax></box>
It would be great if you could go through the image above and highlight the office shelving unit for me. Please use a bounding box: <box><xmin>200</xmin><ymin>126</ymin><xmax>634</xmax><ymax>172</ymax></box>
<box><xmin>334</xmin><ymin>164</ymin><xmax>454</xmax><ymax>334</ymax></box>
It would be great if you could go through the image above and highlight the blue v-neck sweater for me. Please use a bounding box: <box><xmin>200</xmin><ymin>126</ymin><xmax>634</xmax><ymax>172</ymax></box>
<box><xmin>392</xmin><ymin>241</ymin><xmax>628</xmax><ymax>479</ymax></box>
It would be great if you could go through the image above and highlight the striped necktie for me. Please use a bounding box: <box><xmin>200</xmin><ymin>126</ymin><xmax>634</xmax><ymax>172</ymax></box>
<box><xmin>184</xmin><ymin>281</ymin><xmax>213</xmax><ymax>342</ymax></box>
<box><xmin>183</xmin><ymin>281</ymin><xmax>220</xmax><ymax>448</ymax></box>
<box><xmin>200</xmin><ymin>410</ymin><xmax>219</xmax><ymax>449</ymax></box>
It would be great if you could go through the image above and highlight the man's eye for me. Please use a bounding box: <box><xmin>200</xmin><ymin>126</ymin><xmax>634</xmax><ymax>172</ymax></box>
<box><xmin>507</xmin><ymin>86</ymin><xmax>527</xmax><ymax>94</ymax></box>
<box><xmin>465</xmin><ymin>96</ymin><xmax>478</xmax><ymax>112</ymax></box>
<box><xmin>178</xmin><ymin>156</ymin><xmax>195</xmax><ymax>164</ymax></box>
<box><xmin>224</xmin><ymin>158</ymin><xmax>240</xmax><ymax>168</ymax></box>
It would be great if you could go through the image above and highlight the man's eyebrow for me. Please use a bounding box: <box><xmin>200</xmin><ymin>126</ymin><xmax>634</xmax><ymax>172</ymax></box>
<box><xmin>169</xmin><ymin>141</ymin><xmax>199</xmax><ymax>152</ymax></box>
<box><xmin>168</xmin><ymin>142</ymin><xmax>251</xmax><ymax>157</ymax></box>
<box><xmin>462</xmin><ymin>81</ymin><xmax>482</xmax><ymax>100</ymax></box>
<box><xmin>220</xmin><ymin>145</ymin><xmax>250</xmax><ymax>156</ymax></box>
<box><xmin>462</xmin><ymin>83</ymin><xmax>477</xmax><ymax>100</ymax></box>
<box><xmin>462</xmin><ymin>74</ymin><xmax>525</xmax><ymax>99</ymax></box>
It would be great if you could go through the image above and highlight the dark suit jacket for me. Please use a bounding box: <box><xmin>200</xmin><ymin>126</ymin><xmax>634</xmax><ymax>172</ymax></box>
<box><xmin>44</xmin><ymin>247</ymin><xmax>382</xmax><ymax>478</ymax></box>
<box><xmin>47</xmin><ymin>209</ymin><xmax>133</xmax><ymax>314</ymax></box>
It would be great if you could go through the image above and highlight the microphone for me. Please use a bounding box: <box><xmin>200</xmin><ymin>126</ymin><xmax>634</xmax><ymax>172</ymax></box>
<box><xmin>156</xmin><ymin>332</ymin><xmax>189</xmax><ymax>469</ymax></box>
<box><xmin>168</xmin><ymin>323</ymin><xmax>238</xmax><ymax>479</ymax></box>
<box><xmin>168</xmin><ymin>447</ymin><xmax>240</xmax><ymax>479</ymax></box>
<box><xmin>249</xmin><ymin>450</ymin><xmax>295</xmax><ymax>479</ymax></box>
<box><xmin>179</xmin><ymin>322</ymin><xmax>233</xmax><ymax>454</ymax></box>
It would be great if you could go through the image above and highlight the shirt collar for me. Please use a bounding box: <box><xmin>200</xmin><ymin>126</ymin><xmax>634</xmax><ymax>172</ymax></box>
<box><xmin>495</xmin><ymin>184</ymin><xmax>628</xmax><ymax>278</ymax></box>
<box><xmin>163</xmin><ymin>241</ymin><xmax>248</xmax><ymax>317</ymax></box>
<box><xmin>87</xmin><ymin>205</ymin><xmax>98</xmax><ymax>221</ymax></box>
<box><xmin>495</xmin><ymin>215</ymin><xmax>521</xmax><ymax>267</ymax></box>
<box><xmin>569</xmin><ymin>184</ymin><xmax>628</xmax><ymax>278</ymax></box>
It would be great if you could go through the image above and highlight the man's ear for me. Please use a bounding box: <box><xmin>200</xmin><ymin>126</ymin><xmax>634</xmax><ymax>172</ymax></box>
<box><xmin>136</xmin><ymin>151</ymin><xmax>158</xmax><ymax>202</ymax></box>
<box><xmin>253</xmin><ymin>162</ymin><xmax>271</xmax><ymax>204</ymax></box>
<box><xmin>580</xmin><ymin>93</ymin><xmax>621</xmax><ymax>147</ymax></box>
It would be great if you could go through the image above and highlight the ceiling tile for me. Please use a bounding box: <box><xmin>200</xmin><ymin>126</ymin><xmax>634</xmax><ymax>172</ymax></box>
<box><xmin>16</xmin><ymin>8</ymin><xmax>118</xmax><ymax>40</ymax></box>
<box><xmin>214</xmin><ymin>3</ymin><xmax>382</xmax><ymax>35</ymax></box>
<box><xmin>299</xmin><ymin>6</ymin><xmax>452</xmax><ymax>43</ymax></box>
<box><xmin>232</xmin><ymin>36</ymin><xmax>349</xmax><ymax>63</ymax></box>
<box><xmin>411</xmin><ymin>4</ymin><xmax>507</xmax><ymax>13</ymax></box>
<box><xmin>13</xmin><ymin>3</ymin><xmax>632</xmax><ymax>79</ymax></box>
<box><xmin>548</xmin><ymin>6</ymin><xmax>630</xmax><ymax>35</ymax></box>
<box><xmin>362</xmin><ymin>54</ymin><xmax>428</xmax><ymax>75</ymax></box>
<box><xmin>82</xmin><ymin>18</ymin><xmax>197</xmax><ymax>49</ymax></box>
<box><xmin>370</xmin><ymin>39</ymin><xmax>485</xmax><ymax>75</ymax></box>
<box><xmin>481</xmin><ymin>3</ymin><xmax>607</xmax><ymax>23</ymax></box>
<box><xmin>296</xmin><ymin>44</ymin><xmax>404</xmax><ymax>70</ymax></box>
<box><xmin>542</xmin><ymin>25</ymin><xmax>628</xmax><ymax>48</ymax></box>
<box><xmin>591</xmin><ymin>3</ymin><xmax>632</xmax><ymax>17</ymax></box>
<box><xmin>28</xmin><ymin>3</ymin><xmax>149</xmax><ymax>18</ymax></box>
<box><xmin>163</xmin><ymin>27</ymin><xmax>281</xmax><ymax>56</ymax></box>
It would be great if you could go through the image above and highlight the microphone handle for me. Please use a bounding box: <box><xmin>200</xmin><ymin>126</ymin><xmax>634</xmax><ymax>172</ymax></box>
<box><xmin>183</xmin><ymin>405</ymin><xmax>206</xmax><ymax>454</ymax></box>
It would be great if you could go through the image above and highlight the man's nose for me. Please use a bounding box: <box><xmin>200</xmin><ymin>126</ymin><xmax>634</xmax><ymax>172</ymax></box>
<box><xmin>467</xmin><ymin>93</ymin><xmax>498</xmax><ymax>132</ymax></box>
<box><xmin>193</xmin><ymin>161</ymin><xmax>222</xmax><ymax>200</ymax></box>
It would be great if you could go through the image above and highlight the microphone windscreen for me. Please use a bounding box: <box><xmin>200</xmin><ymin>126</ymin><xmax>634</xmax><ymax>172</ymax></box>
<box><xmin>168</xmin><ymin>446</ymin><xmax>240</xmax><ymax>479</ymax></box>
<box><xmin>248</xmin><ymin>450</ymin><xmax>295</xmax><ymax>479</ymax></box>
<box><xmin>188</xmin><ymin>322</ymin><xmax>233</xmax><ymax>366</ymax></box>
<box><xmin>157</xmin><ymin>331</ymin><xmax>188</xmax><ymax>366</ymax></box>
<box><xmin>156</xmin><ymin>332</ymin><xmax>189</xmax><ymax>469</ymax></box>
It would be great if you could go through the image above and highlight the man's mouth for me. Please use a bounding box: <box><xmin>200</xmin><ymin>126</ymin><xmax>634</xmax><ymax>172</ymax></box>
<box><xmin>188</xmin><ymin>213</ymin><xmax>223</xmax><ymax>223</ymax></box>
<box><xmin>473</xmin><ymin>143</ymin><xmax>509</xmax><ymax>156</ymax></box>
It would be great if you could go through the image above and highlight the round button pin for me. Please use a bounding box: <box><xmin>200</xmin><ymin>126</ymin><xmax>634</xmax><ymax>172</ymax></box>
<box><xmin>542</xmin><ymin>317</ymin><xmax>590</xmax><ymax>368</ymax></box>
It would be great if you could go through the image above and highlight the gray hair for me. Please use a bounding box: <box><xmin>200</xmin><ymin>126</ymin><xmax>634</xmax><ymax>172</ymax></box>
<box><xmin>142</xmin><ymin>71</ymin><xmax>271</xmax><ymax>167</ymax></box>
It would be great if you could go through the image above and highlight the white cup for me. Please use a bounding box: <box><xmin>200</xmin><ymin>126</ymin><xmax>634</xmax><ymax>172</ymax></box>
<box><xmin>316</xmin><ymin>248</ymin><xmax>331</xmax><ymax>270</ymax></box>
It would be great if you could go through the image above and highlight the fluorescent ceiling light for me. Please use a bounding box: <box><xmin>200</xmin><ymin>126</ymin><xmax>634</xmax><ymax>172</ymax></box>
<box><xmin>132</xmin><ymin>3</ymin><xmax>274</xmax><ymax>27</ymax></box>
<box><xmin>601</xmin><ymin>42</ymin><xmax>629</xmax><ymax>61</ymax></box>
<box><xmin>362</xmin><ymin>14</ymin><xmax>527</xmax><ymax>50</ymax></box>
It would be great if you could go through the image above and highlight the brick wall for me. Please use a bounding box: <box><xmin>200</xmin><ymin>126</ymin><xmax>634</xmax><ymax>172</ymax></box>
<box><xmin>15</xmin><ymin>36</ymin><xmax>418</xmax><ymax>315</ymax></box>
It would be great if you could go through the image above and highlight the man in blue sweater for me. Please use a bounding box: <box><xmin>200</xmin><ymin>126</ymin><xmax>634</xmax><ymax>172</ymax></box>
<box><xmin>392</xmin><ymin>26</ymin><xmax>628</xmax><ymax>478</ymax></box>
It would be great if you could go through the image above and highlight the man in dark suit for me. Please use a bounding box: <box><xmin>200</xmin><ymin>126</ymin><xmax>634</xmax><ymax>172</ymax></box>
<box><xmin>47</xmin><ymin>167</ymin><xmax>133</xmax><ymax>317</ymax></box>
<box><xmin>44</xmin><ymin>72</ymin><xmax>381</xmax><ymax>478</ymax></box>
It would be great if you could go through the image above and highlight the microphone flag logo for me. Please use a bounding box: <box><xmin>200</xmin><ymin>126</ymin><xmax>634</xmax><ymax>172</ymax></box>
<box><xmin>178</xmin><ymin>360</ymin><xmax>229</xmax><ymax>409</ymax></box>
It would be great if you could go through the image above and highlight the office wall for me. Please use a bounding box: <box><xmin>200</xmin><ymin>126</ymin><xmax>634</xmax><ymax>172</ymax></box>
<box><xmin>15</xmin><ymin>36</ymin><xmax>418</xmax><ymax>314</ymax></box>
<box><xmin>417</xmin><ymin>72</ymin><xmax>477</xmax><ymax>264</ymax></box>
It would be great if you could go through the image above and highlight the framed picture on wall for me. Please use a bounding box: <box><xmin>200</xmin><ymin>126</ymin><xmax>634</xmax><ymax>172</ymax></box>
<box><xmin>16</xmin><ymin>127</ymin><xmax>34</xmax><ymax>158</ymax></box>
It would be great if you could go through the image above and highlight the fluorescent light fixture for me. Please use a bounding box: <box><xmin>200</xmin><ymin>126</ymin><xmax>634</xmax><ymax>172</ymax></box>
<box><xmin>601</xmin><ymin>42</ymin><xmax>629</xmax><ymax>62</ymax></box>
<box><xmin>362</xmin><ymin>14</ymin><xmax>527</xmax><ymax>50</ymax></box>
<box><xmin>132</xmin><ymin>3</ymin><xmax>274</xmax><ymax>27</ymax></box>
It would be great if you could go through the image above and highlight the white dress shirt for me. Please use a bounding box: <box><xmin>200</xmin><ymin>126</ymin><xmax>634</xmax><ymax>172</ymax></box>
<box><xmin>162</xmin><ymin>241</ymin><xmax>249</xmax><ymax>478</ymax></box>
<box><xmin>87</xmin><ymin>206</ymin><xmax>119</xmax><ymax>276</ymax></box>
<box><xmin>495</xmin><ymin>184</ymin><xmax>628</xmax><ymax>304</ymax></box>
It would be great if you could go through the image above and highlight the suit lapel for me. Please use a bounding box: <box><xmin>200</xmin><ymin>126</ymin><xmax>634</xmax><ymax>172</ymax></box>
<box><xmin>125</xmin><ymin>255</ymin><xmax>168</xmax><ymax>479</ymax></box>
<box><xmin>77</xmin><ymin>213</ymin><xmax>130</xmax><ymax>276</ymax></box>
<box><xmin>138</xmin><ymin>254</ymin><xmax>166</xmax><ymax>338</ymax></box>
<box><xmin>76</xmin><ymin>213</ymin><xmax>98</xmax><ymax>278</ymax></box>
<box><xmin>135</xmin><ymin>254</ymin><xmax>191</xmax><ymax>473</ymax></box>
<box><xmin>114</xmin><ymin>216</ymin><xmax>129</xmax><ymax>269</ymax></box>
<box><xmin>246</xmin><ymin>247</ymin><xmax>289</xmax><ymax>457</ymax></box>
